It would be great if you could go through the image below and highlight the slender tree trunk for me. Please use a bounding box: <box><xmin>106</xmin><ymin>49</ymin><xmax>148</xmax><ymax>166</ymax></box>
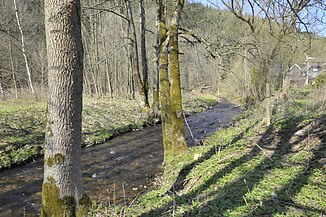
<box><xmin>0</xmin><ymin>76</ymin><xmax>3</xmax><ymax>97</ymax></box>
<box><xmin>152</xmin><ymin>0</ymin><xmax>161</xmax><ymax>115</ymax></box>
<box><xmin>125</xmin><ymin>0</ymin><xmax>149</xmax><ymax>108</ymax></box>
<box><xmin>265</xmin><ymin>82</ymin><xmax>271</xmax><ymax>126</ymax></box>
<box><xmin>139</xmin><ymin>0</ymin><xmax>149</xmax><ymax>106</ymax></box>
<box><xmin>8</xmin><ymin>36</ymin><xmax>18</xmax><ymax>99</ymax></box>
<box><xmin>13</xmin><ymin>0</ymin><xmax>35</xmax><ymax>95</ymax></box>
<box><xmin>42</xmin><ymin>0</ymin><xmax>90</xmax><ymax>215</ymax></box>
<box><xmin>168</xmin><ymin>0</ymin><xmax>188</xmax><ymax>155</ymax></box>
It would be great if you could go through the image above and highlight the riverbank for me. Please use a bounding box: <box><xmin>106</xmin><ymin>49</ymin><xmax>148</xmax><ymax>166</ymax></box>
<box><xmin>0</xmin><ymin>92</ymin><xmax>217</xmax><ymax>170</ymax></box>
<box><xmin>0</xmin><ymin>96</ymin><xmax>239</xmax><ymax>217</ymax></box>
<box><xmin>92</xmin><ymin>94</ymin><xmax>326</xmax><ymax>216</ymax></box>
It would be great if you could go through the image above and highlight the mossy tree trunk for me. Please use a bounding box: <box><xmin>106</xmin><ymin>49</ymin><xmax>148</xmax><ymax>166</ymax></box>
<box><xmin>158</xmin><ymin>0</ymin><xmax>188</xmax><ymax>160</ymax></box>
<box><xmin>168</xmin><ymin>0</ymin><xmax>188</xmax><ymax>155</ymax></box>
<box><xmin>157</xmin><ymin>0</ymin><xmax>172</xmax><ymax>159</ymax></box>
<box><xmin>42</xmin><ymin>0</ymin><xmax>90</xmax><ymax>216</ymax></box>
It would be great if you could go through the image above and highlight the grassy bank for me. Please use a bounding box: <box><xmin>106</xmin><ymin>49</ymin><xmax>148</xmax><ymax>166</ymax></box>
<box><xmin>0</xmin><ymin>93</ymin><xmax>217</xmax><ymax>170</ymax></box>
<box><xmin>92</xmin><ymin>94</ymin><xmax>325</xmax><ymax>216</ymax></box>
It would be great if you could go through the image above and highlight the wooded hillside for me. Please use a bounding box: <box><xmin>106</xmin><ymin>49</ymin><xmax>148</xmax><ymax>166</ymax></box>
<box><xmin>1</xmin><ymin>0</ymin><xmax>325</xmax><ymax>105</ymax></box>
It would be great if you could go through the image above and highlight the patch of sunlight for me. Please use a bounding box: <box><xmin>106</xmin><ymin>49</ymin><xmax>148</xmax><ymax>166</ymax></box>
<box><xmin>284</xmin><ymin>150</ymin><xmax>312</xmax><ymax>164</ymax></box>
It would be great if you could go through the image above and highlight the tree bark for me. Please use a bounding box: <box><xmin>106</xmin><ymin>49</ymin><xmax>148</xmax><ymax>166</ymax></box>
<box><xmin>152</xmin><ymin>0</ymin><xmax>161</xmax><ymax>116</ymax></box>
<box><xmin>139</xmin><ymin>0</ymin><xmax>149</xmax><ymax>107</ymax></box>
<box><xmin>157</xmin><ymin>0</ymin><xmax>172</xmax><ymax>159</ymax></box>
<box><xmin>158</xmin><ymin>0</ymin><xmax>188</xmax><ymax>159</ymax></box>
<box><xmin>42</xmin><ymin>0</ymin><xmax>90</xmax><ymax>216</ymax></box>
<box><xmin>168</xmin><ymin>0</ymin><xmax>188</xmax><ymax>155</ymax></box>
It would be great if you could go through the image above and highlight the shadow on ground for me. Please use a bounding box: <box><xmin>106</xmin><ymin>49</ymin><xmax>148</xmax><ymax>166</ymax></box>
<box><xmin>140</xmin><ymin>114</ymin><xmax>326</xmax><ymax>217</ymax></box>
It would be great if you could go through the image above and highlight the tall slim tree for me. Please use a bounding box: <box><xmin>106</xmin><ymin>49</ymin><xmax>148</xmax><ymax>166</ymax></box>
<box><xmin>13</xmin><ymin>0</ymin><xmax>35</xmax><ymax>95</ymax></box>
<box><xmin>139</xmin><ymin>0</ymin><xmax>149</xmax><ymax>107</ymax></box>
<box><xmin>125</xmin><ymin>0</ymin><xmax>149</xmax><ymax>109</ymax></box>
<box><xmin>42</xmin><ymin>0</ymin><xmax>90</xmax><ymax>216</ymax></box>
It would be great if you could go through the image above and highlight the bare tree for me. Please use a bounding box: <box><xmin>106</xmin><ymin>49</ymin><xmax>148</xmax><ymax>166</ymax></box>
<box><xmin>216</xmin><ymin>0</ymin><xmax>314</xmax><ymax>125</ymax></box>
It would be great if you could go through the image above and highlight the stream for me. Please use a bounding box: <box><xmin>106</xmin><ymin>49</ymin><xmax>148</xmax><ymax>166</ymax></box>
<box><xmin>0</xmin><ymin>99</ymin><xmax>241</xmax><ymax>217</ymax></box>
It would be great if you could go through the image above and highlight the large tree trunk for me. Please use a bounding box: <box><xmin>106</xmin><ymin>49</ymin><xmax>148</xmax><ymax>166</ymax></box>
<box><xmin>157</xmin><ymin>0</ymin><xmax>172</xmax><ymax>159</ymax></box>
<box><xmin>158</xmin><ymin>0</ymin><xmax>188</xmax><ymax>159</ymax></box>
<box><xmin>168</xmin><ymin>0</ymin><xmax>188</xmax><ymax>155</ymax></box>
<box><xmin>42</xmin><ymin>0</ymin><xmax>90</xmax><ymax>216</ymax></box>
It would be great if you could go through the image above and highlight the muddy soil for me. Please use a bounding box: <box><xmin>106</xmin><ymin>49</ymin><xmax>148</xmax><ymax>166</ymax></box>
<box><xmin>0</xmin><ymin>99</ymin><xmax>241</xmax><ymax>216</ymax></box>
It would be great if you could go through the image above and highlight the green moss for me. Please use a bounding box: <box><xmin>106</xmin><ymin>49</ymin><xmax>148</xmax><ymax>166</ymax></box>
<box><xmin>41</xmin><ymin>177</ymin><xmax>76</xmax><ymax>217</ymax></box>
<box><xmin>46</xmin><ymin>153</ymin><xmax>65</xmax><ymax>167</ymax></box>
<box><xmin>41</xmin><ymin>177</ymin><xmax>90</xmax><ymax>217</ymax></box>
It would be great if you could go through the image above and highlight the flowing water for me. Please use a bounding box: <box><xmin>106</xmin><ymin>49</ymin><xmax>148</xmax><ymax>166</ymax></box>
<box><xmin>0</xmin><ymin>99</ymin><xmax>241</xmax><ymax>216</ymax></box>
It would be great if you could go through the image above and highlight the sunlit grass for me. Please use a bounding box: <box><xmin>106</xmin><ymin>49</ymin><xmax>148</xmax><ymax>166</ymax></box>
<box><xmin>93</xmin><ymin>97</ymin><xmax>325</xmax><ymax>216</ymax></box>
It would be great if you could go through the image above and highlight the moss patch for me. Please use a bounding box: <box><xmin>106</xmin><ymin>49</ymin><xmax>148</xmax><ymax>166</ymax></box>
<box><xmin>41</xmin><ymin>177</ymin><xmax>76</xmax><ymax>217</ymax></box>
<box><xmin>41</xmin><ymin>177</ymin><xmax>91</xmax><ymax>217</ymax></box>
<box><xmin>46</xmin><ymin>153</ymin><xmax>65</xmax><ymax>167</ymax></box>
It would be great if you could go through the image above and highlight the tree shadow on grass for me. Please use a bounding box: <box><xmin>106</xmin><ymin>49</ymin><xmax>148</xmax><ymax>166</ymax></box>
<box><xmin>183</xmin><ymin>115</ymin><xmax>326</xmax><ymax>217</ymax></box>
<box><xmin>139</xmin><ymin>115</ymin><xmax>312</xmax><ymax>217</ymax></box>
<box><xmin>167</xmin><ymin>121</ymin><xmax>259</xmax><ymax>195</ymax></box>
<box><xmin>239</xmin><ymin>114</ymin><xmax>326</xmax><ymax>217</ymax></box>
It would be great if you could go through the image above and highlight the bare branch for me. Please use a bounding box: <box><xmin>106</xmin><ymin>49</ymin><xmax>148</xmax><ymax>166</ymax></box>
<box><xmin>82</xmin><ymin>6</ymin><xmax>128</xmax><ymax>21</ymax></box>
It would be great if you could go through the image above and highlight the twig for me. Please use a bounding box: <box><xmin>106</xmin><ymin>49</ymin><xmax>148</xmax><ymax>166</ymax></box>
<box><xmin>128</xmin><ymin>191</ymin><xmax>144</xmax><ymax>207</ymax></box>
<box><xmin>184</xmin><ymin>113</ymin><xmax>196</xmax><ymax>143</ymax></box>
<box><xmin>255</xmin><ymin>143</ymin><xmax>267</xmax><ymax>155</ymax></box>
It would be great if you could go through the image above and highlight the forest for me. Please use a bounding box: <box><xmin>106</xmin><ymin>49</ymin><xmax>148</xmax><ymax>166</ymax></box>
<box><xmin>0</xmin><ymin>0</ymin><xmax>325</xmax><ymax>216</ymax></box>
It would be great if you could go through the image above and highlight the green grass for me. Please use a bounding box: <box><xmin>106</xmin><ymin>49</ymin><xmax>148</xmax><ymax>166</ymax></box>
<box><xmin>0</xmin><ymin>94</ymin><xmax>218</xmax><ymax>169</ymax></box>
<box><xmin>92</xmin><ymin>99</ymin><xmax>326</xmax><ymax>216</ymax></box>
